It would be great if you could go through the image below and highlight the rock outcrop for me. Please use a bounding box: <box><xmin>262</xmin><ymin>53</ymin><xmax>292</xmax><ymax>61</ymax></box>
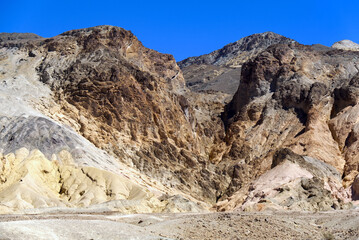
<box><xmin>217</xmin><ymin>41</ymin><xmax>359</xmax><ymax>210</ymax></box>
<box><xmin>332</xmin><ymin>40</ymin><xmax>359</xmax><ymax>52</ymax></box>
<box><xmin>234</xmin><ymin>149</ymin><xmax>351</xmax><ymax>211</ymax></box>
<box><xmin>0</xmin><ymin>147</ymin><xmax>205</xmax><ymax>213</ymax></box>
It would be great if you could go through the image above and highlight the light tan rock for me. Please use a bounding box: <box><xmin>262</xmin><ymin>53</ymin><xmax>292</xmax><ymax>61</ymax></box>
<box><xmin>0</xmin><ymin>147</ymin><xmax>201</xmax><ymax>213</ymax></box>
<box><xmin>332</xmin><ymin>40</ymin><xmax>359</xmax><ymax>51</ymax></box>
<box><xmin>220</xmin><ymin>150</ymin><xmax>352</xmax><ymax>212</ymax></box>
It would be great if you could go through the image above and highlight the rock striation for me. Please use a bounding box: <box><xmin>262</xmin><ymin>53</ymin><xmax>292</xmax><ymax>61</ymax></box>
<box><xmin>0</xmin><ymin>147</ymin><xmax>205</xmax><ymax>213</ymax></box>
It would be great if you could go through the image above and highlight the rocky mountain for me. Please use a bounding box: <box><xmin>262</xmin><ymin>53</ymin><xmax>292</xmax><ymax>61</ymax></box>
<box><xmin>0</xmin><ymin>25</ymin><xmax>212</xmax><ymax>213</ymax></box>
<box><xmin>218</xmin><ymin>40</ymin><xmax>359</xmax><ymax>211</ymax></box>
<box><xmin>178</xmin><ymin>32</ymin><xmax>295</xmax><ymax>96</ymax></box>
<box><xmin>0</xmin><ymin>26</ymin><xmax>358</xmax><ymax>216</ymax></box>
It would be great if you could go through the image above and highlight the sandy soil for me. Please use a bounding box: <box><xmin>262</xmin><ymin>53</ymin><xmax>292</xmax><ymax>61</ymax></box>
<box><xmin>0</xmin><ymin>210</ymin><xmax>358</xmax><ymax>240</ymax></box>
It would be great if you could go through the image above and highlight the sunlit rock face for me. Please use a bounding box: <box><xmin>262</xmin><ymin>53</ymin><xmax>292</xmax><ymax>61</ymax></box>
<box><xmin>0</xmin><ymin>147</ymin><xmax>207</xmax><ymax>214</ymax></box>
<box><xmin>332</xmin><ymin>40</ymin><xmax>359</xmax><ymax>52</ymax></box>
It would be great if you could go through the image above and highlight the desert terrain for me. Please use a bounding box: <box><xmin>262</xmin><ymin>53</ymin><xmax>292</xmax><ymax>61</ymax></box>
<box><xmin>1</xmin><ymin>26</ymin><xmax>359</xmax><ymax>239</ymax></box>
<box><xmin>1</xmin><ymin>209</ymin><xmax>359</xmax><ymax>239</ymax></box>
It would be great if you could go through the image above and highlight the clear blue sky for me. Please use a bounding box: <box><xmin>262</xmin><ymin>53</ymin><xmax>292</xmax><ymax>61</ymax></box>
<box><xmin>1</xmin><ymin>0</ymin><xmax>358</xmax><ymax>61</ymax></box>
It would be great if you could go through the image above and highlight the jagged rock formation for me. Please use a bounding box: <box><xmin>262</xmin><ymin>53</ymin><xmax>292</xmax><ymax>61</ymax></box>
<box><xmin>332</xmin><ymin>40</ymin><xmax>359</xmax><ymax>52</ymax></box>
<box><xmin>178</xmin><ymin>32</ymin><xmax>295</xmax><ymax>95</ymax></box>
<box><xmin>33</xmin><ymin>26</ymin><xmax>229</xmax><ymax>204</ymax></box>
<box><xmin>217</xmin><ymin>41</ymin><xmax>359</xmax><ymax>210</ymax></box>
<box><xmin>0</xmin><ymin>26</ymin><xmax>359</xmax><ymax>214</ymax></box>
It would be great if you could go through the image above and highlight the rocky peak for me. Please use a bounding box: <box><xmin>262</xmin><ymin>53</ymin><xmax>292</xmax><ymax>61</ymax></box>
<box><xmin>332</xmin><ymin>40</ymin><xmax>359</xmax><ymax>51</ymax></box>
<box><xmin>178</xmin><ymin>32</ymin><xmax>296</xmax><ymax>95</ymax></box>
<box><xmin>58</xmin><ymin>25</ymin><xmax>138</xmax><ymax>55</ymax></box>
<box><xmin>179</xmin><ymin>31</ymin><xmax>295</xmax><ymax>68</ymax></box>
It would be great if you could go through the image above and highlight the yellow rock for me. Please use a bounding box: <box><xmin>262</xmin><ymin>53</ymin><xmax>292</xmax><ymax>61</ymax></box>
<box><xmin>0</xmin><ymin>147</ymin><xmax>164</xmax><ymax>213</ymax></box>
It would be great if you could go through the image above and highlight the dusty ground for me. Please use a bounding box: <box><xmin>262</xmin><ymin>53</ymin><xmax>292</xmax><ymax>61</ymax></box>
<box><xmin>0</xmin><ymin>210</ymin><xmax>358</xmax><ymax>239</ymax></box>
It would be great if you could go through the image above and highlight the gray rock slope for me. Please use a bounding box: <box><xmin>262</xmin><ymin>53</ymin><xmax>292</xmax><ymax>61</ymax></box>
<box><xmin>0</xmin><ymin>33</ymin><xmax>43</xmax><ymax>42</ymax></box>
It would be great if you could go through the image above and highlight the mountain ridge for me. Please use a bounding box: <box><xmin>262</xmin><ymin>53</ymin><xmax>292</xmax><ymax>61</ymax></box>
<box><xmin>178</xmin><ymin>31</ymin><xmax>295</xmax><ymax>68</ymax></box>
<box><xmin>0</xmin><ymin>25</ymin><xmax>358</xmax><ymax>215</ymax></box>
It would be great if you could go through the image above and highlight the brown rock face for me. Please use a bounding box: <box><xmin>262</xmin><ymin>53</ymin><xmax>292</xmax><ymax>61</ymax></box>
<box><xmin>220</xmin><ymin>42</ymin><xmax>359</xmax><ymax>204</ymax></box>
<box><xmin>352</xmin><ymin>175</ymin><xmax>359</xmax><ymax>200</ymax></box>
<box><xmin>6</xmin><ymin>25</ymin><xmax>225</xmax><ymax>204</ymax></box>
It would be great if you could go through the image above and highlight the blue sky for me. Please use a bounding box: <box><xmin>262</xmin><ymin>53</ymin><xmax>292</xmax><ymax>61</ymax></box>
<box><xmin>1</xmin><ymin>0</ymin><xmax>358</xmax><ymax>61</ymax></box>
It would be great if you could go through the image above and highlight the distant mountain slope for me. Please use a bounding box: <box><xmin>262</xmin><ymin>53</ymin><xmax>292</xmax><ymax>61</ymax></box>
<box><xmin>0</xmin><ymin>32</ymin><xmax>43</xmax><ymax>42</ymax></box>
<box><xmin>179</xmin><ymin>32</ymin><xmax>294</xmax><ymax>68</ymax></box>
<box><xmin>178</xmin><ymin>32</ymin><xmax>295</xmax><ymax>95</ymax></box>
